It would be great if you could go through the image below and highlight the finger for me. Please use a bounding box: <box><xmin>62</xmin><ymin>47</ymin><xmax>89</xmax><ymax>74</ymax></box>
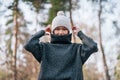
<box><xmin>45</xmin><ymin>32</ymin><xmax>50</xmax><ymax>35</ymax></box>
<box><xmin>72</xmin><ymin>26</ymin><xmax>77</xmax><ymax>30</ymax></box>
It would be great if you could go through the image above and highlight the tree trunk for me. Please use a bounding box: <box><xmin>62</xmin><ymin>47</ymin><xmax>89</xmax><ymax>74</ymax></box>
<box><xmin>13</xmin><ymin>0</ymin><xmax>18</xmax><ymax>80</ymax></box>
<box><xmin>98</xmin><ymin>0</ymin><xmax>110</xmax><ymax>80</ymax></box>
<box><xmin>35</xmin><ymin>12</ymin><xmax>39</xmax><ymax>32</ymax></box>
<box><xmin>69</xmin><ymin>0</ymin><xmax>76</xmax><ymax>42</ymax></box>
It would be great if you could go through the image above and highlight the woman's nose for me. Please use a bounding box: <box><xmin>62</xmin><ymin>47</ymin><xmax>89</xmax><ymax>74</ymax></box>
<box><xmin>58</xmin><ymin>30</ymin><xmax>64</xmax><ymax>35</ymax></box>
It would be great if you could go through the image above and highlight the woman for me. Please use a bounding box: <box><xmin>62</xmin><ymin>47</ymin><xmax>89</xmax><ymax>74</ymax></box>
<box><xmin>24</xmin><ymin>11</ymin><xmax>98</xmax><ymax>80</ymax></box>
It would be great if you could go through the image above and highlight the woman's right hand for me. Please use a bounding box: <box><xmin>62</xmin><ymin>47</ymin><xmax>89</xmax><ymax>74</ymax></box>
<box><xmin>45</xmin><ymin>25</ymin><xmax>51</xmax><ymax>35</ymax></box>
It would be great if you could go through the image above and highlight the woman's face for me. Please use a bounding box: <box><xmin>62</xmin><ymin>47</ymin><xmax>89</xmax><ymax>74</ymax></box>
<box><xmin>53</xmin><ymin>26</ymin><xmax>69</xmax><ymax>36</ymax></box>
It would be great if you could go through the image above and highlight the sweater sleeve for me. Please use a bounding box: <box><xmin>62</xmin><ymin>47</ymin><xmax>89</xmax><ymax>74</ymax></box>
<box><xmin>77</xmin><ymin>31</ymin><xmax>98</xmax><ymax>65</ymax></box>
<box><xmin>24</xmin><ymin>30</ymin><xmax>45</xmax><ymax>63</ymax></box>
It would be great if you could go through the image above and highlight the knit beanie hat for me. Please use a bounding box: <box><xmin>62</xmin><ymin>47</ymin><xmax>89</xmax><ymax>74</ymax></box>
<box><xmin>51</xmin><ymin>11</ymin><xmax>71</xmax><ymax>33</ymax></box>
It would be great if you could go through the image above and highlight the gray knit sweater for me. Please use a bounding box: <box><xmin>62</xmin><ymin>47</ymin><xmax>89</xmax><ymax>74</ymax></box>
<box><xmin>24</xmin><ymin>30</ymin><xmax>98</xmax><ymax>80</ymax></box>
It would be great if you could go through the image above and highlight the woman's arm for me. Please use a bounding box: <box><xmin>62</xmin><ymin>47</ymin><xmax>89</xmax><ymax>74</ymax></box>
<box><xmin>24</xmin><ymin>30</ymin><xmax>45</xmax><ymax>63</ymax></box>
<box><xmin>77</xmin><ymin>31</ymin><xmax>98</xmax><ymax>65</ymax></box>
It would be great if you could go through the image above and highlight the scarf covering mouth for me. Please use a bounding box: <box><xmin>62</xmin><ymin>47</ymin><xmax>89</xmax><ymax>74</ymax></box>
<box><xmin>50</xmin><ymin>34</ymin><xmax>72</xmax><ymax>44</ymax></box>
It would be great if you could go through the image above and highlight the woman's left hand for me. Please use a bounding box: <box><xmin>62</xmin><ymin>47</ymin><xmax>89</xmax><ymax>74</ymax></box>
<box><xmin>72</xmin><ymin>26</ymin><xmax>80</xmax><ymax>35</ymax></box>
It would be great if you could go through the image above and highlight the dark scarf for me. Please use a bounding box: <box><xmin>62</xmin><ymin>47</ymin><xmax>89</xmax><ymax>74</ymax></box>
<box><xmin>50</xmin><ymin>34</ymin><xmax>72</xmax><ymax>44</ymax></box>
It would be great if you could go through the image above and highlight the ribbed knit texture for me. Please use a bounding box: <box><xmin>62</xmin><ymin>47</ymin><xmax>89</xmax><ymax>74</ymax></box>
<box><xmin>51</xmin><ymin>11</ymin><xmax>71</xmax><ymax>33</ymax></box>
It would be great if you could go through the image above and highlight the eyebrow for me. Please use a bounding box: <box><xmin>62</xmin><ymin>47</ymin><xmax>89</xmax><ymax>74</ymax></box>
<box><xmin>56</xmin><ymin>27</ymin><xmax>67</xmax><ymax>29</ymax></box>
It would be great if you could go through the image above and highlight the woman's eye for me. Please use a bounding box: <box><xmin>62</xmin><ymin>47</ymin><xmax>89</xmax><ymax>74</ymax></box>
<box><xmin>55</xmin><ymin>28</ymin><xmax>60</xmax><ymax>30</ymax></box>
<box><xmin>63</xmin><ymin>28</ymin><xmax>67</xmax><ymax>30</ymax></box>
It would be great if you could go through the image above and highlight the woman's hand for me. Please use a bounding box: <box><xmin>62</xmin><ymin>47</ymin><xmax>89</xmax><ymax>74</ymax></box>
<box><xmin>45</xmin><ymin>25</ymin><xmax>51</xmax><ymax>35</ymax></box>
<box><xmin>72</xmin><ymin>26</ymin><xmax>80</xmax><ymax>35</ymax></box>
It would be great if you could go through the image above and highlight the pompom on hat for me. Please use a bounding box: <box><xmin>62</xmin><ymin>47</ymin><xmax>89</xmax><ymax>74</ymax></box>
<box><xmin>51</xmin><ymin>11</ymin><xmax>71</xmax><ymax>33</ymax></box>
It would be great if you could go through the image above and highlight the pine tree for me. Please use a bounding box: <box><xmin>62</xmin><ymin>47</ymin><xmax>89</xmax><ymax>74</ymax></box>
<box><xmin>47</xmin><ymin>0</ymin><xmax>69</xmax><ymax>24</ymax></box>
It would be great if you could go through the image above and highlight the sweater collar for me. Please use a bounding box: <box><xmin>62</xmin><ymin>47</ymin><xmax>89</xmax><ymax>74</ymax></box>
<box><xmin>50</xmin><ymin>34</ymin><xmax>72</xmax><ymax>44</ymax></box>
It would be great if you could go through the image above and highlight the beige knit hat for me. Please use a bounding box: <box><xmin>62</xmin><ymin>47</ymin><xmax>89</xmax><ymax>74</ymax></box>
<box><xmin>51</xmin><ymin>11</ymin><xmax>71</xmax><ymax>33</ymax></box>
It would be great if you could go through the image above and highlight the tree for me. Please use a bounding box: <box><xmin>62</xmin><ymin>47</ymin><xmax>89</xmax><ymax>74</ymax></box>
<box><xmin>69</xmin><ymin>0</ymin><xmax>76</xmax><ymax>42</ymax></box>
<box><xmin>115</xmin><ymin>54</ymin><xmax>120</xmax><ymax>80</ymax></box>
<box><xmin>46</xmin><ymin>0</ymin><xmax>68</xmax><ymax>24</ymax></box>
<box><xmin>0</xmin><ymin>0</ymin><xmax>30</xmax><ymax>79</ymax></box>
<box><xmin>98</xmin><ymin>0</ymin><xmax>110</xmax><ymax>80</ymax></box>
<box><xmin>23</xmin><ymin>0</ymin><xmax>47</xmax><ymax>31</ymax></box>
<box><xmin>13</xmin><ymin>0</ymin><xmax>19</xmax><ymax>80</ymax></box>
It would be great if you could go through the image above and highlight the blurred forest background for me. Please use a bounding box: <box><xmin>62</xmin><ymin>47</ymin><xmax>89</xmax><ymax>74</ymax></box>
<box><xmin>0</xmin><ymin>0</ymin><xmax>120</xmax><ymax>80</ymax></box>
